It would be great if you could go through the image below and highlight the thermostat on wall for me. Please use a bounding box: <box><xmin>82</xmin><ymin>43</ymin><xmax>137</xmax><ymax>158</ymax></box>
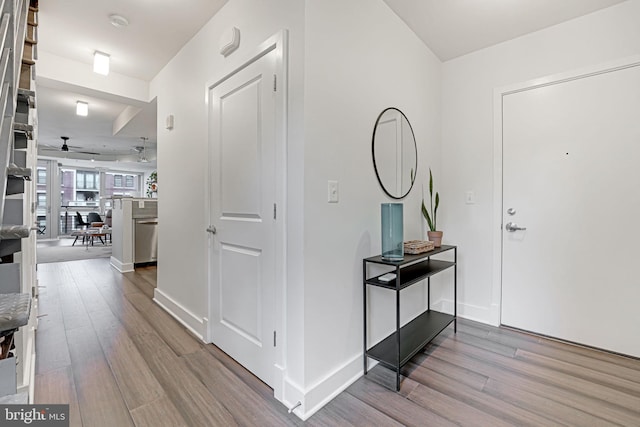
<box><xmin>220</xmin><ymin>27</ymin><xmax>240</xmax><ymax>57</ymax></box>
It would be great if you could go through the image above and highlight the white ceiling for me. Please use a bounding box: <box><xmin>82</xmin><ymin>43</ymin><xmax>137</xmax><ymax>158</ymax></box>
<box><xmin>382</xmin><ymin>0</ymin><xmax>628</xmax><ymax>61</ymax></box>
<box><xmin>37</xmin><ymin>85</ymin><xmax>157</xmax><ymax>162</ymax></box>
<box><xmin>35</xmin><ymin>0</ymin><xmax>627</xmax><ymax>164</ymax></box>
<box><xmin>38</xmin><ymin>0</ymin><xmax>229</xmax><ymax>81</ymax></box>
<box><xmin>35</xmin><ymin>0</ymin><xmax>228</xmax><ymax>166</ymax></box>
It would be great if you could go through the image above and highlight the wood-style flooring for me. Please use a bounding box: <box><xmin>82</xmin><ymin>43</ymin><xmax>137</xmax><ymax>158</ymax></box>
<box><xmin>35</xmin><ymin>258</ymin><xmax>640</xmax><ymax>426</ymax></box>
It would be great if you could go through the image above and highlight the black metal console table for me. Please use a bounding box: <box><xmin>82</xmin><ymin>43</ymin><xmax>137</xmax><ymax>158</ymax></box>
<box><xmin>363</xmin><ymin>245</ymin><xmax>457</xmax><ymax>391</ymax></box>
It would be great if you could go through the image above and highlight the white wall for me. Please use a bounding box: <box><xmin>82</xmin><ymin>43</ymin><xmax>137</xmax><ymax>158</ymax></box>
<box><xmin>302</xmin><ymin>0</ymin><xmax>442</xmax><ymax>414</ymax></box>
<box><xmin>150</xmin><ymin>0</ymin><xmax>306</xmax><ymax>405</ymax></box>
<box><xmin>145</xmin><ymin>0</ymin><xmax>640</xmax><ymax>418</ymax></box>
<box><xmin>152</xmin><ymin>0</ymin><xmax>443</xmax><ymax>417</ymax></box>
<box><xmin>441</xmin><ymin>0</ymin><xmax>640</xmax><ymax>325</ymax></box>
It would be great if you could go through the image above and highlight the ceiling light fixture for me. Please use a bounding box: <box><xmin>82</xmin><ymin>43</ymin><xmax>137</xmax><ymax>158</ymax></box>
<box><xmin>76</xmin><ymin>101</ymin><xmax>88</xmax><ymax>116</ymax></box>
<box><xmin>93</xmin><ymin>51</ymin><xmax>110</xmax><ymax>75</ymax></box>
<box><xmin>138</xmin><ymin>137</ymin><xmax>149</xmax><ymax>163</ymax></box>
<box><xmin>109</xmin><ymin>14</ymin><xmax>129</xmax><ymax>28</ymax></box>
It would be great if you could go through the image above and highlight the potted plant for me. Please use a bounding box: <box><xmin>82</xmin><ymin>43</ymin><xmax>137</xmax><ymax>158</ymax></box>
<box><xmin>421</xmin><ymin>169</ymin><xmax>443</xmax><ymax>247</ymax></box>
<box><xmin>146</xmin><ymin>171</ymin><xmax>158</xmax><ymax>198</ymax></box>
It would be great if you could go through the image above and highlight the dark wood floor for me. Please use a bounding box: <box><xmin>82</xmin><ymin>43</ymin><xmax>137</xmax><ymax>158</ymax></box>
<box><xmin>35</xmin><ymin>258</ymin><xmax>640</xmax><ymax>426</ymax></box>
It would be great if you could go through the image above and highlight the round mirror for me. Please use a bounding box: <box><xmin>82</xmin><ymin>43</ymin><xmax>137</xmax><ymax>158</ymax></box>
<box><xmin>372</xmin><ymin>107</ymin><xmax>417</xmax><ymax>199</ymax></box>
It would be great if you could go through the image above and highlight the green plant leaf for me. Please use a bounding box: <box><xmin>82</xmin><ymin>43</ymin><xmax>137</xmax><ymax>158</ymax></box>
<box><xmin>421</xmin><ymin>169</ymin><xmax>440</xmax><ymax>231</ymax></box>
<box><xmin>434</xmin><ymin>192</ymin><xmax>440</xmax><ymax>231</ymax></box>
<box><xmin>429</xmin><ymin>169</ymin><xmax>433</xmax><ymax>197</ymax></box>
<box><xmin>421</xmin><ymin>199</ymin><xmax>434</xmax><ymax>231</ymax></box>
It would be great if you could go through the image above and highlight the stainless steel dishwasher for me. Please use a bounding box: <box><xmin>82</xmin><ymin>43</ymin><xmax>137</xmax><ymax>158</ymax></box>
<box><xmin>134</xmin><ymin>218</ymin><xmax>158</xmax><ymax>264</ymax></box>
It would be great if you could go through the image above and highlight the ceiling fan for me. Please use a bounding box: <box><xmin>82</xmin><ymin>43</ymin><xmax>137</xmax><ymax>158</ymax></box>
<box><xmin>135</xmin><ymin>137</ymin><xmax>149</xmax><ymax>162</ymax></box>
<box><xmin>40</xmin><ymin>136</ymin><xmax>101</xmax><ymax>156</ymax></box>
<box><xmin>60</xmin><ymin>136</ymin><xmax>71</xmax><ymax>152</ymax></box>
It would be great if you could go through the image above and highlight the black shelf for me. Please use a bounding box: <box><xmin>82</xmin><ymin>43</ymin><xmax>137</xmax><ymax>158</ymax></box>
<box><xmin>13</xmin><ymin>132</ymin><xmax>28</xmax><ymax>149</ymax></box>
<box><xmin>367</xmin><ymin>310</ymin><xmax>455</xmax><ymax>369</ymax></box>
<box><xmin>6</xmin><ymin>177</ymin><xmax>25</xmax><ymax>195</ymax></box>
<box><xmin>365</xmin><ymin>259</ymin><xmax>455</xmax><ymax>290</ymax></box>
<box><xmin>0</xmin><ymin>240</ymin><xmax>21</xmax><ymax>258</ymax></box>
<box><xmin>363</xmin><ymin>245</ymin><xmax>457</xmax><ymax>391</ymax></box>
<box><xmin>364</xmin><ymin>245</ymin><xmax>455</xmax><ymax>265</ymax></box>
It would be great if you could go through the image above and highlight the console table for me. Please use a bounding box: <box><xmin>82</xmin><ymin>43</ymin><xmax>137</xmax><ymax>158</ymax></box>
<box><xmin>363</xmin><ymin>245</ymin><xmax>457</xmax><ymax>391</ymax></box>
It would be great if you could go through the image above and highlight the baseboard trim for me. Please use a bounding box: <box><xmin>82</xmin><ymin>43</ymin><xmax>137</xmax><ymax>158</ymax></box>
<box><xmin>110</xmin><ymin>257</ymin><xmax>133</xmax><ymax>273</ymax></box>
<box><xmin>284</xmin><ymin>300</ymin><xmax>499</xmax><ymax>420</ymax></box>
<box><xmin>433</xmin><ymin>298</ymin><xmax>498</xmax><ymax>326</ymax></box>
<box><xmin>153</xmin><ymin>289</ymin><xmax>206</xmax><ymax>341</ymax></box>
<box><xmin>286</xmin><ymin>352</ymin><xmax>364</xmax><ymax>420</ymax></box>
<box><xmin>281</xmin><ymin>376</ymin><xmax>305</xmax><ymax>418</ymax></box>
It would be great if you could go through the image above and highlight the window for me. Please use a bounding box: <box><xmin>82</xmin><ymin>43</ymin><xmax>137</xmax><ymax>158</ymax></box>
<box><xmin>37</xmin><ymin>168</ymin><xmax>46</xmax><ymax>184</ymax></box>
<box><xmin>60</xmin><ymin>168</ymin><xmax>101</xmax><ymax>205</ymax></box>
<box><xmin>60</xmin><ymin>169</ymin><xmax>75</xmax><ymax>205</ymax></box>
<box><xmin>76</xmin><ymin>170</ymin><xmax>99</xmax><ymax>190</ymax></box>
<box><xmin>104</xmin><ymin>172</ymin><xmax>141</xmax><ymax>197</ymax></box>
<box><xmin>36</xmin><ymin>193</ymin><xmax>47</xmax><ymax>223</ymax></box>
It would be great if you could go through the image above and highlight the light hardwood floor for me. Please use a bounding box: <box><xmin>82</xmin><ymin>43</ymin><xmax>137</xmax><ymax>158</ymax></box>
<box><xmin>35</xmin><ymin>258</ymin><xmax>640</xmax><ymax>426</ymax></box>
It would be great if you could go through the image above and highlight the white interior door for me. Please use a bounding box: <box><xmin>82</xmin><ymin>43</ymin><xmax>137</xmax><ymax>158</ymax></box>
<box><xmin>501</xmin><ymin>64</ymin><xmax>640</xmax><ymax>357</ymax></box>
<box><xmin>208</xmin><ymin>48</ymin><xmax>278</xmax><ymax>386</ymax></box>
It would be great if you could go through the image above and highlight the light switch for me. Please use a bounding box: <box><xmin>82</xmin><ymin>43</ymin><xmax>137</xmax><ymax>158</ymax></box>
<box><xmin>465</xmin><ymin>191</ymin><xmax>475</xmax><ymax>205</ymax></box>
<box><xmin>328</xmin><ymin>180</ymin><xmax>339</xmax><ymax>203</ymax></box>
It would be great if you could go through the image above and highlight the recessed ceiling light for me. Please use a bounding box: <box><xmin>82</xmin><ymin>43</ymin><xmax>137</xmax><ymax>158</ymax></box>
<box><xmin>93</xmin><ymin>51</ymin><xmax>110</xmax><ymax>75</ymax></box>
<box><xmin>76</xmin><ymin>101</ymin><xmax>88</xmax><ymax>116</ymax></box>
<box><xmin>109</xmin><ymin>14</ymin><xmax>129</xmax><ymax>28</ymax></box>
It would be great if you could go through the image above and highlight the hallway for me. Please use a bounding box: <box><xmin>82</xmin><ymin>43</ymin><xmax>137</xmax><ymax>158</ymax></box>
<box><xmin>34</xmin><ymin>258</ymin><xmax>640</xmax><ymax>426</ymax></box>
<box><xmin>34</xmin><ymin>259</ymin><xmax>302</xmax><ymax>426</ymax></box>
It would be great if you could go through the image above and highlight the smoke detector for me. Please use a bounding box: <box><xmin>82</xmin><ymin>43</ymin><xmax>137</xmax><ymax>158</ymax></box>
<box><xmin>109</xmin><ymin>14</ymin><xmax>129</xmax><ymax>28</ymax></box>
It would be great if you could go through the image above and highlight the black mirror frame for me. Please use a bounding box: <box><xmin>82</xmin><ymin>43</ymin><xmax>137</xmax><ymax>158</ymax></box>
<box><xmin>371</xmin><ymin>107</ymin><xmax>418</xmax><ymax>200</ymax></box>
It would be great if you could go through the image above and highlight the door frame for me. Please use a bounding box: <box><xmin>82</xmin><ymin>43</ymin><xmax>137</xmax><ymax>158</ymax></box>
<box><xmin>491</xmin><ymin>54</ymin><xmax>640</xmax><ymax>326</ymax></box>
<box><xmin>204</xmin><ymin>30</ymin><xmax>288</xmax><ymax>394</ymax></box>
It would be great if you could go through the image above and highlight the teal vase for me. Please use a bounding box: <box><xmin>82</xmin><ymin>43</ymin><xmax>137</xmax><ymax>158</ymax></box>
<box><xmin>381</xmin><ymin>203</ymin><xmax>403</xmax><ymax>261</ymax></box>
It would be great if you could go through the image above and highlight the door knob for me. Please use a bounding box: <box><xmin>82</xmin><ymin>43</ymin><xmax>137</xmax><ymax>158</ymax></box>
<box><xmin>505</xmin><ymin>222</ymin><xmax>526</xmax><ymax>232</ymax></box>
<box><xmin>206</xmin><ymin>226</ymin><xmax>217</xmax><ymax>234</ymax></box>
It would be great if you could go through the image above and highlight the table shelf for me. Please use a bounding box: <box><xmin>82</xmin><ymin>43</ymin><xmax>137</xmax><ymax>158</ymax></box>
<box><xmin>365</xmin><ymin>259</ymin><xmax>455</xmax><ymax>290</ymax></box>
<box><xmin>363</xmin><ymin>245</ymin><xmax>457</xmax><ymax>391</ymax></box>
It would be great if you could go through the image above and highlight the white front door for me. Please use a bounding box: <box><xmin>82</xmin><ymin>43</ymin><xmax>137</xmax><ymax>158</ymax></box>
<box><xmin>208</xmin><ymin>48</ymin><xmax>279</xmax><ymax>387</ymax></box>
<box><xmin>501</xmin><ymin>63</ymin><xmax>640</xmax><ymax>357</ymax></box>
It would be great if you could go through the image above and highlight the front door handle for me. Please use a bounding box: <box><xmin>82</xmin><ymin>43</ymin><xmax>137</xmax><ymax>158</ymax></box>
<box><xmin>505</xmin><ymin>222</ymin><xmax>527</xmax><ymax>232</ymax></box>
<box><xmin>206</xmin><ymin>226</ymin><xmax>217</xmax><ymax>234</ymax></box>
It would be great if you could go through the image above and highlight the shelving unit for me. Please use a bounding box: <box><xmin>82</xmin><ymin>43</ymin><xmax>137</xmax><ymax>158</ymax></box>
<box><xmin>0</xmin><ymin>0</ymin><xmax>38</xmax><ymax>403</ymax></box>
<box><xmin>363</xmin><ymin>245</ymin><xmax>457</xmax><ymax>391</ymax></box>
